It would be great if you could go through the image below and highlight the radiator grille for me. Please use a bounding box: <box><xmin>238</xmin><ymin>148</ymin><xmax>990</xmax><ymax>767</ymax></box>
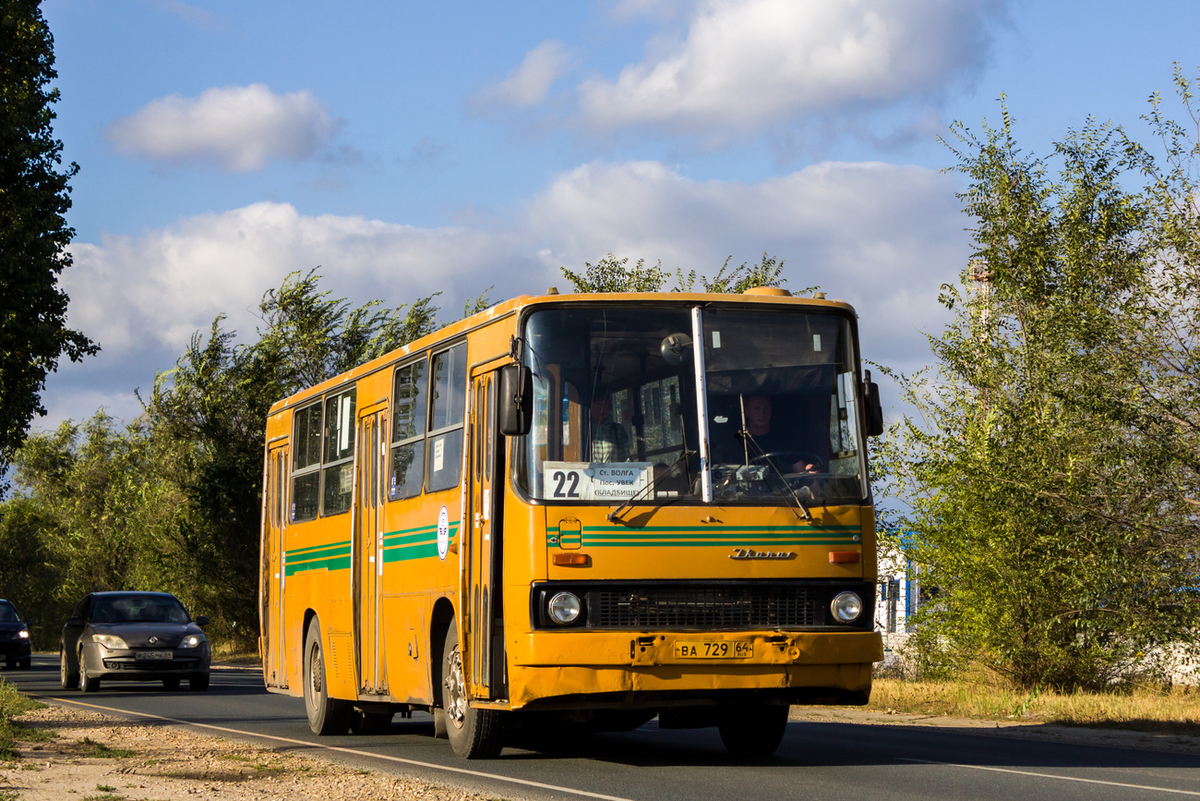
<box><xmin>590</xmin><ymin>585</ymin><xmax>821</xmax><ymax>629</ymax></box>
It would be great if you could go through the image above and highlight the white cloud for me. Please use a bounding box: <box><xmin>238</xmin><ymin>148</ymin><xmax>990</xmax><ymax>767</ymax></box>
<box><xmin>524</xmin><ymin>159</ymin><xmax>966</xmax><ymax>369</ymax></box>
<box><xmin>478</xmin><ymin>40</ymin><xmax>575</xmax><ymax>108</ymax></box>
<box><xmin>578</xmin><ymin>0</ymin><xmax>999</xmax><ymax>137</ymax></box>
<box><xmin>105</xmin><ymin>84</ymin><xmax>342</xmax><ymax>172</ymax></box>
<box><xmin>49</xmin><ymin>160</ymin><xmax>966</xmax><ymax>429</ymax></box>
<box><xmin>64</xmin><ymin>202</ymin><xmax>530</xmax><ymax>357</ymax></box>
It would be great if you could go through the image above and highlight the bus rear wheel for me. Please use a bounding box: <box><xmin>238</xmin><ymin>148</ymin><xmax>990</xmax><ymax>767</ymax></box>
<box><xmin>304</xmin><ymin>621</ymin><xmax>352</xmax><ymax>735</ymax></box>
<box><xmin>717</xmin><ymin>705</ymin><xmax>789</xmax><ymax>757</ymax></box>
<box><xmin>441</xmin><ymin>624</ymin><xmax>503</xmax><ymax>758</ymax></box>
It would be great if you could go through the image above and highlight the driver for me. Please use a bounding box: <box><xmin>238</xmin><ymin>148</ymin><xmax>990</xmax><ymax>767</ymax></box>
<box><xmin>740</xmin><ymin>395</ymin><xmax>819</xmax><ymax>474</ymax></box>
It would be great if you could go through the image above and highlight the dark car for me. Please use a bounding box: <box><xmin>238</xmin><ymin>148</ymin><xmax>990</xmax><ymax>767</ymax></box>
<box><xmin>0</xmin><ymin>599</ymin><xmax>32</xmax><ymax>669</ymax></box>
<box><xmin>60</xmin><ymin>591</ymin><xmax>211</xmax><ymax>692</ymax></box>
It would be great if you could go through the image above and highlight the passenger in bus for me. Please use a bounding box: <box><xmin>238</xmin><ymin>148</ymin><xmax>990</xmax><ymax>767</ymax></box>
<box><xmin>739</xmin><ymin>395</ymin><xmax>820</xmax><ymax>473</ymax></box>
<box><xmin>589</xmin><ymin>395</ymin><xmax>630</xmax><ymax>462</ymax></box>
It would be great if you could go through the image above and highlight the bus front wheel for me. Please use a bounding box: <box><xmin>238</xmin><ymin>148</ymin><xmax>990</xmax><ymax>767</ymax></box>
<box><xmin>717</xmin><ymin>705</ymin><xmax>789</xmax><ymax>757</ymax></box>
<box><xmin>304</xmin><ymin>621</ymin><xmax>352</xmax><ymax>735</ymax></box>
<box><xmin>441</xmin><ymin>624</ymin><xmax>503</xmax><ymax>758</ymax></box>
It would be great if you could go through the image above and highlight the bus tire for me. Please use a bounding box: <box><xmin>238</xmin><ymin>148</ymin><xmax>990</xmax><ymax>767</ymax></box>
<box><xmin>304</xmin><ymin>621</ymin><xmax>352</xmax><ymax>735</ymax></box>
<box><xmin>441</xmin><ymin>624</ymin><xmax>503</xmax><ymax>758</ymax></box>
<box><xmin>717</xmin><ymin>705</ymin><xmax>788</xmax><ymax>757</ymax></box>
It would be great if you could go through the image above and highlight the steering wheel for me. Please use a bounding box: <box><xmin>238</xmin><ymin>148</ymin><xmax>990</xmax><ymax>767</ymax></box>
<box><xmin>751</xmin><ymin>451</ymin><xmax>823</xmax><ymax>474</ymax></box>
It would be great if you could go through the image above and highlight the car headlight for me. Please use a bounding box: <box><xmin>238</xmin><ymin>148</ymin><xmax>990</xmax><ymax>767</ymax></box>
<box><xmin>830</xmin><ymin>591</ymin><xmax>863</xmax><ymax>623</ymax></box>
<box><xmin>179</xmin><ymin>634</ymin><xmax>201</xmax><ymax>649</ymax></box>
<box><xmin>548</xmin><ymin>592</ymin><xmax>582</xmax><ymax>625</ymax></box>
<box><xmin>17</xmin><ymin>629</ymin><xmax>29</xmax><ymax>639</ymax></box>
<box><xmin>92</xmin><ymin>633</ymin><xmax>129</xmax><ymax>649</ymax></box>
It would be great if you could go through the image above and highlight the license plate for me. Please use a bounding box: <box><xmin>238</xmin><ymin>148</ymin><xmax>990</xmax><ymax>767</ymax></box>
<box><xmin>673</xmin><ymin>640</ymin><xmax>753</xmax><ymax>659</ymax></box>
<box><xmin>135</xmin><ymin>651</ymin><xmax>173</xmax><ymax>661</ymax></box>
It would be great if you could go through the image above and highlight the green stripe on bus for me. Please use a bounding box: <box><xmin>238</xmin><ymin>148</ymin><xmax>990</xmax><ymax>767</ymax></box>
<box><xmin>284</xmin><ymin>555</ymin><xmax>352</xmax><ymax>575</ymax></box>
<box><xmin>286</xmin><ymin>545</ymin><xmax>352</xmax><ymax>561</ymax></box>
<box><xmin>382</xmin><ymin>542</ymin><xmax>442</xmax><ymax>562</ymax></box>
<box><xmin>287</xmin><ymin>540</ymin><xmax>351</xmax><ymax>557</ymax></box>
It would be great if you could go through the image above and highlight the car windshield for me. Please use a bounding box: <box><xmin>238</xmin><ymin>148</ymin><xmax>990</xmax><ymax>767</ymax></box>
<box><xmin>92</xmin><ymin>596</ymin><xmax>189</xmax><ymax>624</ymax></box>
<box><xmin>0</xmin><ymin>602</ymin><xmax>18</xmax><ymax>623</ymax></box>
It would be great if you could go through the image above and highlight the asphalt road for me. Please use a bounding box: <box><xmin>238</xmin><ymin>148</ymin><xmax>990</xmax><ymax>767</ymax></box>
<box><xmin>5</xmin><ymin>655</ymin><xmax>1200</xmax><ymax>800</ymax></box>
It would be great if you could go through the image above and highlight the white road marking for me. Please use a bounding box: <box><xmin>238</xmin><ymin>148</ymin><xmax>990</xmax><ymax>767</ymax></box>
<box><xmin>34</xmin><ymin>694</ymin><xmax>637</xmax><ymax>801</ymax></box>
<box><xmin>899</xmin><ymin>757</ymin><xmax>1200</xmax><ymax>796</ymax></box>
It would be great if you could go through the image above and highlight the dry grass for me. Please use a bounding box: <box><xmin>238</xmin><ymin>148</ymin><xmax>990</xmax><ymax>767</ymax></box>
<box><xmin>868</xmin><ymin>673</ymin><xmax>1200</xmax><ymax>735</ymax></box>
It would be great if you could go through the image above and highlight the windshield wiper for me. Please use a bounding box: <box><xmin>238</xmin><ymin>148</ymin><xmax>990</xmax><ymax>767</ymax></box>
<box><xmin>734</xmin><ymin>424</ymin><xmax>812</xmax><ymax>522</ymax></box>
<box><xmin>607</xmin><ymin>448</ymin><xmax>695</xmax><ymax>525</ymax></box>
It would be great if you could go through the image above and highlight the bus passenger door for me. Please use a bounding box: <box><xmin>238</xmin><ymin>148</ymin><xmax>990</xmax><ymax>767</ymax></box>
<box><xmin>263</xmin><ymin>440</ymin><xmax>288</xmax><ymax>688</ymax></box>
<box><xmin>355</xmin><ymin>404</ymin><xmax>388</xmax><ymax>695</ymax></box>
<box><xmin>467</xmin><ymin>370</ymin><xmax>506</xmax><ymax>700</ymax></box>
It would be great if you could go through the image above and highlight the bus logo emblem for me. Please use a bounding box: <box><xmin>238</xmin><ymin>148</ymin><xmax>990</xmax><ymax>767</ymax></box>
<box><xmin>729</xmin><ymin>548</ymin><xmax>795</xmax><ymax>560</ymax></box>
<box><xmin>437</xmin><ymin>506</ymin><xmax>450</xmax><ymax>561</ymax></box>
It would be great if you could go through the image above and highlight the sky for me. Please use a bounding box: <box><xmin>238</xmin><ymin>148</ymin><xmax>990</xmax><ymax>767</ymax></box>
<box><xmin>32</xmin><ymin>0</ymin><xmax>1200</xmax><ymax>432</ymax></box>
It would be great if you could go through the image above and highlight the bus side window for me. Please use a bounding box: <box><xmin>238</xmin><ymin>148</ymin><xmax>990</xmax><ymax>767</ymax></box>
<box><xmin>322</xmin><ymin>389</ymin><xmax>356</xmax><ymax>515</ymax></box>
<box><xmin>291</xmin><ymin>401</ymin><xmax>322</xmax><ymax>522</ymax></box>
<box><xmin>390</xmin><ymin>359</ymin><xmax>428</xmax><ymax>500</ymax></box>
<box><xmin>427</xmin><ymin>342</ymin><xmax>468</xmax><ymax>493</ymax></box>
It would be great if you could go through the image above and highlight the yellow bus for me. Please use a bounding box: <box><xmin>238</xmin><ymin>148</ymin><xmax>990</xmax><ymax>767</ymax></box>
<box><xmin>259</xmin><ymin>286</ymin><xmax>884</xmax><ymax>758</ymax></box>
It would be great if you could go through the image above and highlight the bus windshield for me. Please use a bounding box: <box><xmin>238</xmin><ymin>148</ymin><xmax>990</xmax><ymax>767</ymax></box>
<box><xmin>516</xmin><ymin>304</ymin><xmax>868</xmax><ymax>506</ymax></box>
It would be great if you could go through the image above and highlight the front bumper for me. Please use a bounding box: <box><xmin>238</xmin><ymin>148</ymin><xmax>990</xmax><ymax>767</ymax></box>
<box><xmin>0</xmin><ymin>641</ymin><xmax>32</xmax><ymax>660</ymax></box>
<box><xmin>502</xmin><ymin>629</ymin><xmax>883</xmax><ymax>711</ymax></box>
<box><xmin>84</xmin><ymin>643</ymin><xmax>210</xmax><ymax>680</ymax></box>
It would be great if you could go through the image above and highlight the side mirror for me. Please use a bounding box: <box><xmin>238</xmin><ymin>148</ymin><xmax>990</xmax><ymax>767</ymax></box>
<box><xmin>864</xmin><ymin>371</ymin><xmax>884</xmax><ymax>437</ymax></box>
<box><xmin>66</xmin><ymin>616</ymin><xmax>82</xmax><ymax>627</ymax></box>
<box><xmin>194</xmin><ymin>615</ymin><xmax>210</xmax><ymax>627</ymax></box>
<box><xmin>498</xmin><ymin>364</ymin><xmax>534</xmax><ymax>436</ymax></box>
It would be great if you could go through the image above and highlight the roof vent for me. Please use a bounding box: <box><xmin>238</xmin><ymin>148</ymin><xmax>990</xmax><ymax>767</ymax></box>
<box><xmin>742</xmin><ymin>286</ymin><xmax>791</xmax><ymax>297</ymax></box>
<box><xmin>813</xmin><ymin>292</ymin><xmax>827</xmax><ymax>299</ymax></box>
<box><xmin>546</xmin><ymin>286</ymin><xmax>560</xmax><ymax>295</ymax></box>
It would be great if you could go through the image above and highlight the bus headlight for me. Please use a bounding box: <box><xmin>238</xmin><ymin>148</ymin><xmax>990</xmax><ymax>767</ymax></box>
<box><xmin>830</xmin><ymin>591</ymin><xmax>863</xmax><ymax>623</ymax></box>
<box><xmin>548</xmin><ymin>592</ymin><xmax>583</xmax><ymax>625</ymax></box>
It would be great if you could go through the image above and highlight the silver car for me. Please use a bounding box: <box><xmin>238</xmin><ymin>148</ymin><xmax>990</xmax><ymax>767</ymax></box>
<box><xmin>60</xmin><ymin>591</ymin><xmax>211</xmax><ymax>692</ymax></box>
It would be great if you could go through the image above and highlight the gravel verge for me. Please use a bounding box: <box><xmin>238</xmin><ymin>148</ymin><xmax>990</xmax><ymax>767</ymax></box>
<box><xmin>0</xmin><ymin>703</ymin><xmax>505</xmax><ymax>801</ymax></box>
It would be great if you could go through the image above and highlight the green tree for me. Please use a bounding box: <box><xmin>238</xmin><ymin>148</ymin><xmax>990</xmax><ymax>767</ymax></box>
<box><xmin>561</xmin><ymin>252</ymin><xmax>814</xmax><ymax>295</ymax></box>
<box><xmin>882</xmin><ymin>97</ymin><xmax>1200</xmax><ymax>690</ymax></box>
<box><xmin>0</xmin><ymin>0</ymin><xmax>97</xmax><ymax>472</ymax></box>
<box><xmin>143</xmin><ymin>271</ymin><xmax>442</xmax><ymax>644</ymax></box>
<box><xmin>560</xmin><ymin>254</ymin><xmax>669</xmax><ymax>293</ymax></box>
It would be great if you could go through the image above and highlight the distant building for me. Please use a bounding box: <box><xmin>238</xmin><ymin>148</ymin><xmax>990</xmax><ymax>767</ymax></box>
<box><xmin>876</xmin><ymin>534</ymin><xmax>920</xmax><ymax>657</ymax></box>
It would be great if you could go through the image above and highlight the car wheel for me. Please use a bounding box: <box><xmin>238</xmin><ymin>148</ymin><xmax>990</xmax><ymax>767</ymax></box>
<box><xmin>162</xmin><ymin>677</ymin><xmax>181</xmax><ymax>690</ymax></box>
<box><xmin>18</xmin><ymin>658</ymin><xmax>31</xmax><ymax>670</ymax></box>
<box><xmin>189</xmin><ymin>674</ymin><xmax>210</xmax><ymax>692</ymax></box>
<box><xmin>78</xmin><ymin>650</ymin><xmax>100</xmax><ymax>693</ymax></box>
<box><xmin>60</xmin><ymin>647</ymin><xmax>78</xmax><ymax>689</ymax></box>
<box><xmin>303</xmin><ymin>620</ymin><xmax>351</xmax><ymax>735</ymax></box>
<box><xmin>717</xmin><ymin>704</ymin><xmax>789</xmax><ymax>756</ymax></box>
<box><xmin>442</xmin><ymin>623</ymin><xmax>504</xmax><ymax>758</ymax></box>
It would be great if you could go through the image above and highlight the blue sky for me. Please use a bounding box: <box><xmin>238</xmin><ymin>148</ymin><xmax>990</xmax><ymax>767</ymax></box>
<box><xmin>35</xmin><ymin>0</ymin><xmax>1200</xmax><ymax>430</ymax></box>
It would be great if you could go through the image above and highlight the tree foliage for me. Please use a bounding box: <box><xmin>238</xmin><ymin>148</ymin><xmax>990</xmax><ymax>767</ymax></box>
<box><xmin>560</xmin><ymin>254</ymin><xmax>670</xmax><ymax>293</ymax></box>
<box><xmin>560</xmin><ymin>251</ymin><xmax>811</xmax><ymax>295</ymax></box>
<box><xmin>0</xmin><ymin>0</ymin><xmax>97</xmax><ymax>471</ymax></box>
<box><xmin>2</xmin><ymin>271</ymin><xmax>442</xmax><ymax>648</ymax></box>
<box><xmin>881</xmin><ymin>82</ymin><xmax>1200</xmax><ymax>690</ymax></box>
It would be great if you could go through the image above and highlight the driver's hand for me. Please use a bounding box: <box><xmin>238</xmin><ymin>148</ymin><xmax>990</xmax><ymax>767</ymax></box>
<box><xmin>792</xmin><ymin>460</ymin><xmax>819</xmax><ymax>473</ymax></box>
